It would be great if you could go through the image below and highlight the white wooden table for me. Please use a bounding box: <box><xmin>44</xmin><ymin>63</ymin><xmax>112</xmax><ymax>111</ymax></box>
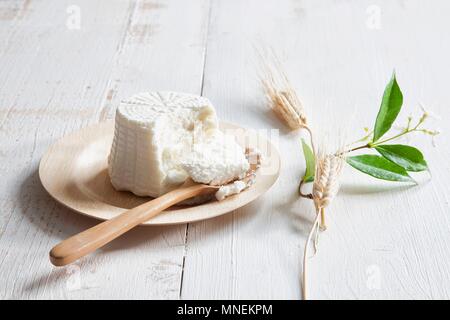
<box><xmin>1</xmin><ymin>0</ymin><xmax>449</xmax><ymax>300</ymax></box>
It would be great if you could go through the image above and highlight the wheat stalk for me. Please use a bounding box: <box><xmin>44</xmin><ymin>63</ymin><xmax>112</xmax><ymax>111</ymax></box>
<box><xmin>257</xmin><ymin>48</ymin><xmax>346</xmax><ymax>300</ymax></box>
<box><xmin>302</xmin><ymin>152</ymin><xmax>344</xmax><ymax>299</ymax></box>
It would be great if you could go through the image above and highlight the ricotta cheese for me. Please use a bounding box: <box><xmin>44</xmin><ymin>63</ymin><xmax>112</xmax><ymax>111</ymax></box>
<box><xmin>108</xmin><ymin>91</ymin><xmax>250</xmax><ymax>199</ymax></box>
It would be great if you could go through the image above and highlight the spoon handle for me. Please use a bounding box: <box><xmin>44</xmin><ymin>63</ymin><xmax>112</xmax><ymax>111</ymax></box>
<box><xmin>50</xmin><ymin>184</ymin><xmax>213</xmax><ymax>266</ymax></box>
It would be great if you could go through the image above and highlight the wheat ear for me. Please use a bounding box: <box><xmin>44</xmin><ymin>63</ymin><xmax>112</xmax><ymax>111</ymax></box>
<box><xmin>302</xmin><ymin>153</ymin><xmax>343</xmax><ymax>299</ymax></box>
<box><xmin>313</xmin><ymin>153</ymin><xmax>344</xmax><ymax>229</ymax></box>
<box><xmin>257</xmin><ymin>48</ymin><xmax>308</xmax><ymax>130</ymax></box>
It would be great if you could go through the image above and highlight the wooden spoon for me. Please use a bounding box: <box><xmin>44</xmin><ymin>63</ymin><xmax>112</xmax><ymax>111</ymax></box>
<box><xmin>49</xmin><ymin>180</ymin><xmax>218</xmax><ymax>266</ymax></box>
<box><xmin>49</xmin><ymin>161</ymin><xmax>257</xmax><ymax>267</ymax></box>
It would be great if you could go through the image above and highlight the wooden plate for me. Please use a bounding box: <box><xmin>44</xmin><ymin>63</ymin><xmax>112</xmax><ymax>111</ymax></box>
<box><xmin>39</xmin><ymin>121</ymin><xmax>280</xmax><ymax>225</ymax></box>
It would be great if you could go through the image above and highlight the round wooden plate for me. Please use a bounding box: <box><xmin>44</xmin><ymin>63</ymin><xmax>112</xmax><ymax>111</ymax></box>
<box><xmin>39</xmin><ymin>121</ymin><xmax>280</xmax><ymax>225</ymax></box>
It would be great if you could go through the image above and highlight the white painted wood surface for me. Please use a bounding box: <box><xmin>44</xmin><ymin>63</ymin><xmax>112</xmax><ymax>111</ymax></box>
<box><xmin>1</xmin><ymin>0</ymin><xmax>449</xmax><ymax>299</ymax></box>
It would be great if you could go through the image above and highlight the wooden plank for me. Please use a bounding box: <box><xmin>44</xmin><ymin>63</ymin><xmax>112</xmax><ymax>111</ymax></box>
<box><xmin>0</xmin><ymin>0</ymin><xmax>210</xmax><ymax>299</ymax></box>
<box><xmin>180</xmin><ymin>0</ymin><xmax>450</xmax><ymax>299</ymax></box>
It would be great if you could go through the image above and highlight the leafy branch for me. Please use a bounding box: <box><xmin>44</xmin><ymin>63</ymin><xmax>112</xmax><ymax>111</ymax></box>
<box><xmin>300</xmin><ymin>72</ymin><xmax>438</xmax><ymax>188</ymax></box>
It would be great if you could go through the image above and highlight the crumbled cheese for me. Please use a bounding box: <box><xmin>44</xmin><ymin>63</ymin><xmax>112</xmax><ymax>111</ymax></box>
<box><xmin>180</xmin><ymin>131</ymin><xmax>249</xmax><ymax>186</ymax></box>
<box><xmin>215</xmin><ymin>180</ymin><xmax>248</xmax><ymax>201</ymax></box>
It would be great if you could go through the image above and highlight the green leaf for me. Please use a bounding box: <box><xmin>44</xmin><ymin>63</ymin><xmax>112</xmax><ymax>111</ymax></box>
<box><xmin>375</xmin><ymin>144</ymin><xmax>428</xmax><ymax>172</ymax></box>
<box><xmin>373</xmin><ymin>72</ymin><xmax>403</xmax><ymax>142</ymax></box>
<box><xmin>301</xmin><ymin>139</ymin><xmax>315</xmax><ymax>183</ymax></box>
<box><xmin>346</xmin><ymin>154</ymin><xmax>414</xmax><ymax>182</ymax></box>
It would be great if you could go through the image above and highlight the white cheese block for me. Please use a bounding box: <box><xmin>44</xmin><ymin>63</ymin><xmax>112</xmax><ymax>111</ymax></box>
<box><xmin>108</xmin><ymin>91</ymin><xmax>249</xmax><ymax>198</ymax></box>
